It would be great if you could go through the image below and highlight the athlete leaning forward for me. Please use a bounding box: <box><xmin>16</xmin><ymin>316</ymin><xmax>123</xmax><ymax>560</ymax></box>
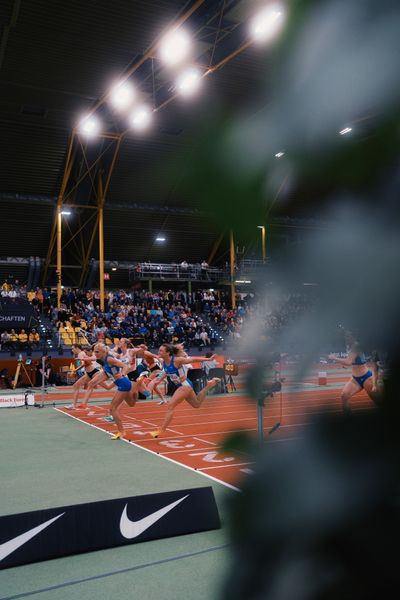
<box><xmin>91</xmin><ymin>342</ymin><xmax>139</xmax><ymax>440</ymax></box>
<box><xmin>148</xmin><ymin>343</ymin><xmax>220</xmax><ymax>438</ymax></box>
<box><xmin>67</xmin><ymin>344</ymin><xmax>114</xmax><ymax>410</ymax></box>
<box><xmin>329</xmin><ymin>332</ymin><xmax>379</xmax><ymax>412</ymax></box>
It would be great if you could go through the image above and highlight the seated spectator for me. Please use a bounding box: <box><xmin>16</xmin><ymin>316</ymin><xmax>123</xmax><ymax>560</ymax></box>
<box><xmin>9</xmin><ymin>329</ymin><xmax>18</xmax><ymax>350</ymax></box>
<box><xmin>36</xmin><ymin>288</ymin><xmax>44</xmax><ymax>310</ymax></box>
<box><xmin>29</xmin><ymin>329</ymin><xmax>40</xmax><ymax>347</ymax></box>
<box><xmin>8</xmin><ymin>287</ymin><xmax>18</xmax><ymax>300</ymax></box>
<box><xmin>1</xmin><ymin>330</ymin><xmax>11</xmax><ymax>352</ymax></box>
<box><xmin>180</xmin><ymin>260</ymin><xmax>189</xmax><ymax>270</ymax></box>
<box><xmin>27</xmin><ymin>289</ymin><xmax>36</xmax><ymax>302</ymax></box>
<box><xmin>199</xmin><ymin>328</ymin><xmax>210</xmax><ymax>348</ymax></box>
<box><xmin>18</xmin><ymin>329</ymin><xmax>28</xmax><ymax>350</ymax></box>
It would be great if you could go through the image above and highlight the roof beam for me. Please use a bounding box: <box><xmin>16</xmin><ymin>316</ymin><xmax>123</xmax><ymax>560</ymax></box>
<box><xmin>0</xmin><ymin>193</ymin><xmax>205</xmax><ymax>216</ymax></box>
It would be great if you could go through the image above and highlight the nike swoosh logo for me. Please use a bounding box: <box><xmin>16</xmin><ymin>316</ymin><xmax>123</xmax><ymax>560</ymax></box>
<box><xmin>120</xmin><ymin>495</ymin><xmax>189</xmax><ymax>539</ymax></box>
<box><xmin>0</xmin><ymin>513</ymin><xmax>65</xmax><ymax>562</ymax></box>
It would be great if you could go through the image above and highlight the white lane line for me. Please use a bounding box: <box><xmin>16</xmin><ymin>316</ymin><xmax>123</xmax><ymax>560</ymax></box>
<box><xmin>193</xmin><ymin>437</ymin><xmax>217</xmax><ymax>446</ymax></box>
<box><xmin>198</xmin><ymin>462</ymin><xmax>254</xmax><ymax>471</ymax></box>
<box><xmin>157</xmin><ymin>447</ymin><xmax>220</xmax><ymax>456</ymax></box>
<box><xmin>123</xmin><ymin>415</ymin><xmax>183</xmax><ymax>436</ymax></box>
<box><xmin>54</xmin><ymin>408</ymin><xmax>239</xmax><ymax>492</ymax></box>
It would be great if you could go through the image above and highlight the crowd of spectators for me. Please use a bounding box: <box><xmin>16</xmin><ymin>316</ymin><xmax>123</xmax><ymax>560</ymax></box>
<box><xmin>0</xmin><ymin>280</ymin><xmax>45</xmax><ymax>353</ymax></box>
<box><xmin>1</xmin><ymin>276</ymin><xmax>317</xmax><ymax>354</ymax></box>
<box><xmin>0</xmin><ymin>328</ymin><xmax>41</xmax><ymax>352</ymax></box>
<box><xmin>51</xmin><ymin>289</ymin><xmax>228</xmax><ymax>349</ymax></box>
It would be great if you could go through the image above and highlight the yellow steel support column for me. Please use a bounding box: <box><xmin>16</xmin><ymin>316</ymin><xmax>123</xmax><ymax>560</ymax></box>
<box><xmin>99</xmin><ymin>206</ymin><xmax>105</xmax><ymax>312</ymax></box>
<box><xmin>230</xmin><ymin>230</ymin><xmax>236</xmax><ymax>309</ymax></box>
<box><xmin>261</xmin><ymin>225</ymin><xmax>266</xmax><ymax>262</ymax></box>
<box><xmin>207</xmin><ymin>231</ymin><xmax>224</xmax><ymax>265</ymax></box>
<box><xmin>56</xmin><ymin>209</ymin><xmax>62</xmax><ymax>308</ymax></box>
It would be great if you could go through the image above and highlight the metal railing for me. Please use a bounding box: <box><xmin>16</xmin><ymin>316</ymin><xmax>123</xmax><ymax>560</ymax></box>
<box><xmin>130</xmin><ymin>263</ymin><xmax>228</xmax><ymax>282</ymax></box>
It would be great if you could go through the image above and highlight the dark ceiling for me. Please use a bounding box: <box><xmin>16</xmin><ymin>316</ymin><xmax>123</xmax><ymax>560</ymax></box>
<box><xmin>0</xmin><ymin>0</ymin><xmax>273</xmax><ymax>266</ymax></box>
<box><xmin>2</xmin><ymin>0</ymin><xmax>394</xmax><ymax>278</ymax></box>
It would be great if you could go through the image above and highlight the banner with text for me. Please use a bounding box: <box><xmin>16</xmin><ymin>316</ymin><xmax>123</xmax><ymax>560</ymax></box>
<box><xmin>0</xmin><ymin>394</ymin><xmax>35</xmax><ymax>408</ymax></box>
<box><xmin>0</xmin><ymin>486</ymin><xmax>220</xmax><ymax>569</ymax></box>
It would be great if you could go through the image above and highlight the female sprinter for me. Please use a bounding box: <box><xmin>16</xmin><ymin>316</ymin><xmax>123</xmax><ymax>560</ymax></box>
<box><xmin>67</xmin><ymin>345</ymin><xmax>102</xmax><ymax>409</ymax></box>
<box><xmin>329</xmin><ymin>334</ymin><xmax>378</xmax><ymax>412</ymax></box>
<box><xmin>137</xmin><ymin>345</ymin><xmax>165</xmax><ymax>404</ymax></box>
<box><xmin>149</xmin><ymin>343</ymin><xmax>220</xmax><ymax>438</ymax></box>
<box><xmin>118</xmin><ymin>339</ymin><xmax>151</xmax><ymax>400</ymax></box>
<box><xmin>93</xmin><ymin>343</ymin><xmax>138</xmax><ymax>440</ymax></box>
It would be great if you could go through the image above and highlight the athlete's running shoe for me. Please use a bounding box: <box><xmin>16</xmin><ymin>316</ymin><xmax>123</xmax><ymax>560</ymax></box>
<box><xmin>111</xmin><ymin>432</ymin><xmax>122</xmax><ymax>440</ymax></box>
<box><xmin>150</xmin><ymin>430</ymin><xmax>161</xmax><ymax>438</ymax></box>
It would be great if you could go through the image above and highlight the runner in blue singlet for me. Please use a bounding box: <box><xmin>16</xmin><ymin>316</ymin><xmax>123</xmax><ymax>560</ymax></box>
<box><xmin>329</xmin><ymin>333</ymin><xmax>378</xmax><ymax>412</ymax></box>
<box><xmin>93</xmin><ymin>343</ymin><xmax>137</xmax><ymax>440</ymax></box>
<box><xmin>149</xmin><ymin>343</ymin><xmax>221</xmax><ymax>438</ymax></box>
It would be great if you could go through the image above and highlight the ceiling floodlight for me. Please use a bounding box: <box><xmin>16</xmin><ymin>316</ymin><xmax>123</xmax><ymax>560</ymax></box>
<box><xmin>176</xmin><ymin>67</ymin><xmax>202</xmax><ymax>97</ymax></box>
<box><xmin>159</xmin><ymin>28</ymin><xmax>191</xmax><ymax>66</ymax></box>
<box><xmin>60</xmin><ymin>210</ymin><xmax>71</xmax><ymax>216</ymax></box>
<box><xmin>275</xmin><ymin>151</ymin><xmax>285</xmax><ymax>158</ymax></box>
<box><xmin>111</xmin><ymin>267</ymin><xmax>117</xmax><ymax>271</ymax></box>
<box><xmin>129</xmin><ymin>105</ymin><xmax>152</xmax><ymax>131</ymax></box>
<box><xmin>156</xmin><ymin>236</ymin><xmax>166</xmax><ymax>242</ymax></box>
<box><xmin>110</xmin><ymin>81</ymin><xmax>135</xmax><ymax>111</ymax></box>
<box><xmin>78</xmin><ymin>115</ymin><xmax>100</xmax><ymax>137</ymax></box>
<box><xmin>249</xmin><ymin>3</ymin><xmax>286</xmax><ymax>44</ymax></box>
<box><xmin>339</xmin><ymin>127</ymin><xmax>352</xmax><ymax>135</ymax></box>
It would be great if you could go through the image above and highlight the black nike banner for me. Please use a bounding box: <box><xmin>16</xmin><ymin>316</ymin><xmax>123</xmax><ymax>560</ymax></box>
<box><xmin>0</xmin><ymin>487</ymin><xmax>220</xmax><ymax>569</ymax></box>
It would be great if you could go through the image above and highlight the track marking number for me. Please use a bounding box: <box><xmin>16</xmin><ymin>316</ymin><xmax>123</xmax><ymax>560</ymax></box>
<box><xmin>189</xmin><ymin>451</ymin><xmax>235</xmax><ymax>464</ymax></box>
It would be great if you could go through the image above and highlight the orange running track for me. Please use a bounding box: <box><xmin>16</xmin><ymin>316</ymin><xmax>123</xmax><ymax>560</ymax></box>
<box><xmin>56</xmin><ymin>384</ymin><xmax>375</xmax><ymax>491</ymax></box>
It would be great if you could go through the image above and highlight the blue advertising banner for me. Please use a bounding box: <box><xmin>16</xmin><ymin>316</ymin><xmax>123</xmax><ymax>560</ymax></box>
<box><xmin>0</xmin><ymin>299</ymin><xmax>38</xmax><ymax>329</ymax></box>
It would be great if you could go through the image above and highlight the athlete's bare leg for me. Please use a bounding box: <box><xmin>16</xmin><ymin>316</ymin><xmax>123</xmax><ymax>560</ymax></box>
<box><xmin>68</xmin><ymin>373</ymin><xmax>89</xmax><ymax>409</ymax></box>
<box><xmin>151</xmin><ymin>378</ymin><xmax>220</xmax><ymax>437</ymax></box>
<box><xmin>341</xmin><ymin>378</ymin><xmax>362</xmax><ymax>413</ymax></box>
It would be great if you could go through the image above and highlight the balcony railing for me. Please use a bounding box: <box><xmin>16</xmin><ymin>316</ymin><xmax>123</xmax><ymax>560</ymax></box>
<box><xmin>129</xmin><ymin>263</ymin><xmax>228</xmax><ymax>282</ymax></box>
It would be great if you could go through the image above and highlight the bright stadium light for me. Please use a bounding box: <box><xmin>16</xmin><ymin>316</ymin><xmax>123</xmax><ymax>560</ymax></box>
<box><xmin>176</xmin><ymin>67</ymin><xmax>202</xmax><ymax>97</ymax></box>
<box><xmin>110</xmin><ymin>80</ymin><xmax>135</xmax><ymax>111</ymax></box>
<box><xmin>60</xmin><ymin>210</ymin><xmax>71</xmax><ymax>216</ymax></box>
<box><xmin>156</xmin><ymin>236</ymin><xmax>166</xmax><ymax>242</ymax></box>
<box><xmin>249</xmin><ymin>3</ymin><xmax>286</xmax><ymax>44</ymax></box>
<box><xmin>339</xmin><ymin>127</ymin><xmax>352</xmax><ymax>135</ymax></box>
<box><xmin>129</xmin><ymin>105</ymin><xmax>152</xmax><ymax>131</ymax></box>
<box><xmin>275</xmin><ymin>151</ymin><xmax>285</xmax><ymax>158</ymax></box>
<box><xmin>78</xmin><ymin>115</ymin><xmax>101</xmax><ymax>137</ymax></box>
<box><xmin>159</xmin><ymin>28</ymin><xmax>191</xmax><ymax>66</ymax></box>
